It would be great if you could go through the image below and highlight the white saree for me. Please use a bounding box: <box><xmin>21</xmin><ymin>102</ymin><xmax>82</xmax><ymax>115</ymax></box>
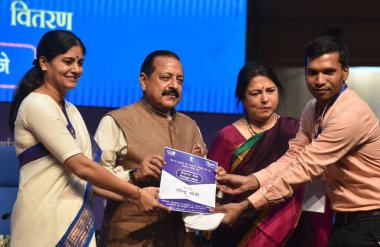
<box><xmin>11</xmin><ymin>93</ymin><xmax>97</xmax><ymax>247</ymax></box>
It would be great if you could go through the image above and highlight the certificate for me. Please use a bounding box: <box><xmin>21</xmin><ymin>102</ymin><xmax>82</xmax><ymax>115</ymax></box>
<box><xmin>158</xmin><ymin>147</ymin><xmax>218</xmax><ymax>214</ymax></box>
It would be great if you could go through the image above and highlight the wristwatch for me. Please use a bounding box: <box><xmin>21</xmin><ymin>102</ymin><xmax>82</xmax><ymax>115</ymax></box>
<box><xmin>129</xmin><ymin>168</ymin><xmax>138</xmax><ymax>184</ymax></box>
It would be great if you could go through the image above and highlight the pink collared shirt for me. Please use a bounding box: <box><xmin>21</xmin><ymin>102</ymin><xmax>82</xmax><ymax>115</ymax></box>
<box><xmin>248</xmin><ymin>88</ymin><xmax>380</xmax><ymax>212</ymax></box>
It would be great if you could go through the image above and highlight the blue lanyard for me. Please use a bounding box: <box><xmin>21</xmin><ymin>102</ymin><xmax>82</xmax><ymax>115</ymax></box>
<box><xmin>314</xmin><ymin>84</ymin><xmax>347</xmax><ymax>139</ymax></box>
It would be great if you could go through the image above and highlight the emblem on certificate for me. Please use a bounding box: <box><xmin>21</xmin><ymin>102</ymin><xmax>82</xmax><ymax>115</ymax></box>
<box><xmin>159</xmin><ymin>147</ymin><xmax>218</xmax><ymax>214</ymax></box>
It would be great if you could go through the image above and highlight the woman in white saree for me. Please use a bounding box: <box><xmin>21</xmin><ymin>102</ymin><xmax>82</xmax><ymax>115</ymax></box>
<box><xmin>8</xmin><ymin>30</ymin><xmax>168</xmax><ymax>247</ymax></box>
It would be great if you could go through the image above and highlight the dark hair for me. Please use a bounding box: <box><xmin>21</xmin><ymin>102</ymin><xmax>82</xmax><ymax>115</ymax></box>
<box><xmin>304</xmin><ymin>36</ymin><xmax>349</xmax><ymax>68</ymax></box>
<box><xmin>8</xmin><ymin>30</ymin><xmax>85</xmax><ymax>131</ymax></box>
<box><xmin>140</xmin><ymin>50</ymin><xmax>181</xmax><ymax>76</ymax></box>
<box><xmin>235</xmin><ymin>61</ymin><xmax>284</xmax><ymax>109</ymax></box>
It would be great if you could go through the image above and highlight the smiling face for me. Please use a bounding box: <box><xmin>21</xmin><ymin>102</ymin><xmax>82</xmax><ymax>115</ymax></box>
<box><xmin>139</xmin><ymin>56</ymin><xmax>184</xmax><ymax>113</ymax></box>
<box><xmin>305</xmin><ymin>51</ymin><xmax>349</xmax><ymax>107</ymax></box>
<box><xmin>40</xmin><ymin>45</ymin><xmax>84</xmax><ymax>95</ymax></box>
<box><xmin>243</xmin><ymin>75</ymin><xmax>279</xmax><ymax>124</ymax></box>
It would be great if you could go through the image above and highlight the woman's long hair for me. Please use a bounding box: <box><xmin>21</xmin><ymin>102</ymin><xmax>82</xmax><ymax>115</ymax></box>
<box><xmin>8</xmin><ymin>30</ymin><xmax>85</xmax><ymax>132</ymax></box>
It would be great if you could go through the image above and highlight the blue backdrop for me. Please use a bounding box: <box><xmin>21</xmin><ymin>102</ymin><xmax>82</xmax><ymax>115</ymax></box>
<box><xmin>0</xmin><ymin>0</ymin><xmax>246</xmax><ymax>113</ymax></box>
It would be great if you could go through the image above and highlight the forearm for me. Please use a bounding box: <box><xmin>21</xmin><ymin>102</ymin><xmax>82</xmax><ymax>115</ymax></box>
<box><xmin>92</xmin><ymin>186</ymin><xmax>125</xmax><ymax>201</ymax></box>
<box><xmin>83</xmin><ymin>163</ymin><xmax>139</xmax><ymax>199</ymax></box>
<box><xmin>65</xmin><ymin>154</ymin><xmax>139</xmax><ymax>200</ymax></box>
<box><xmin>248</xmin><ymin>165</ymin><xmax>299</xmax><ymax>210</ymax></box>
<box><xmin>254</xmin><ymin>132</ymin><xmax>309</xmax><ymax>186</ymax></box>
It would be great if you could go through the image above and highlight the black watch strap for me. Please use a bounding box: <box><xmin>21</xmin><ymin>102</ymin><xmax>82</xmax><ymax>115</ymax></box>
<box><xmin>129</xmin><ymin>168</ymin><xmax>138</xmax><ymax>185</ymax></box>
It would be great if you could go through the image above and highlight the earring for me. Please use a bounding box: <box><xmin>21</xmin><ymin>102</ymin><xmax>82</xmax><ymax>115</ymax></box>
<box><xmin>41</xmin><ymin>67</ymin><xmax>47</xmax><ymax>71</ymax></box>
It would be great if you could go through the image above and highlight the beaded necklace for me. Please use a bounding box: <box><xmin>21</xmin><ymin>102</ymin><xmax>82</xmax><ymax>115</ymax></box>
<box><xmin>245</xmin><ymin>114</ymin><xmax>279</xmax><ymax>136</ymax></box>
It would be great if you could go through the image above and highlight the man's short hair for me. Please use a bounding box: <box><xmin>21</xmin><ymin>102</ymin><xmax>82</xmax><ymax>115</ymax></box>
<box><xmin>304</xmin><ymin>36</ymin><xmax>349</xmax><ymax>68</ymax></box>
<box><xmin>140</xmin><ymin>50</ymin><xmax>181</xmax><ymax>76</ymax></box>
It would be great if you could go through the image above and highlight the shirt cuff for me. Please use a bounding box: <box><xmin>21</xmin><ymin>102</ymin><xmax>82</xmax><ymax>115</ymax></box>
<box><xmin>253</xmin><ymin>169</ymin><xmax>271</xmax><ymax>187</ymax></box>
<box><xmin>247</xmin><ymin>189</ymin><xmax>269</xmax><ymax>211</ymax></box>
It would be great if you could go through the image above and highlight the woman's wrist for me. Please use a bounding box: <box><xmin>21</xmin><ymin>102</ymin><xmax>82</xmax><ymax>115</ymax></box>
<box><xmin>129</xmin><ymin>185</ymin><xmax>141</xmax><ymax>202</ymax></box>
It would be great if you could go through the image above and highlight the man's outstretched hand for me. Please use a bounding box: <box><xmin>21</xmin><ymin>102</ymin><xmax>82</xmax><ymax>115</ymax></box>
<box><xmin>215</xmin><ymin>166</ymin><xmax>260</xmax><ymax>195</ymax></box>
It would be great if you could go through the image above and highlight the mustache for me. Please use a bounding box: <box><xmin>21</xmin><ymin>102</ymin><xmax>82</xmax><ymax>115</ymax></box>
<box><xmin>162</xmin><ymin>88</ymin><xmax>179</xmax><ymax>98</ymax></box>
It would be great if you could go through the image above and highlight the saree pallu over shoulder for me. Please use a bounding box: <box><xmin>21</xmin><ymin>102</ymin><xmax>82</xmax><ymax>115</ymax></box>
<box><xmin>212</xmin><ymin>117</ymin><xmax>302</xmax><ymax>247</ymax></box>
<box><xmin>230</xmin><ymin>132</ymin><xmax>264</xmax><ymax>173</ymax></box>
<box><xmin>56</xmin><ymin>183</ymin><xmax>95</xmax><ymax>247</ymax></box>
<box><xmin>56</xmin><ymin>138</ymin><xmax>100</xmax><ymax>247</ymax></box>
<box><xmin>91</xmin><ymin>137</ymin><xmax>102</xmax><ymax>163</ymax></box>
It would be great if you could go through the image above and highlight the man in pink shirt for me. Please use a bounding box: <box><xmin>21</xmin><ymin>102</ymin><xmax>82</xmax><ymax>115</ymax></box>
<box><xmin>212</xmin><ymin>36</ymin><xmax>380</xmax><ymax>246</ymax></box>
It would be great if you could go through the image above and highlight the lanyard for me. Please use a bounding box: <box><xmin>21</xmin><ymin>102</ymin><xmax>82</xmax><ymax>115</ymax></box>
<box><xmin>314</xmin><ymin>84</ymin><xmax>347</xmax><ymax>139</ymax></box>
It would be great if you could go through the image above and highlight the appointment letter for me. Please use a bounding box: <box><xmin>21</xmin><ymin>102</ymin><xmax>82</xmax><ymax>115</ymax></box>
<box><xmin>159</xmin><ymin>147</ymin><xmax>217</xmax><ymax>214</ymax></box>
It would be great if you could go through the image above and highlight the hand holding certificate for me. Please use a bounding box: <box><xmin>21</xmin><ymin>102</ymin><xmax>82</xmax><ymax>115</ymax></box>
<box><xmin>158</xmin><ymin>147</ymin><xmax>218</xmax><ymax>214</ymax></box>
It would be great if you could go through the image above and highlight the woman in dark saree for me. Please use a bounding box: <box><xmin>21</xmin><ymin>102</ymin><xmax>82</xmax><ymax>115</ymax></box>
<box><xmin>208</xmin><ymin>61</ymin><xmax>333</xmax><ymax>247</ymax></box>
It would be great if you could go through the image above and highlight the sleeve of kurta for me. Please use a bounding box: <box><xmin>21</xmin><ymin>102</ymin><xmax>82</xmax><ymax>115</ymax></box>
<box><xmin>248</xmin><ymin>107</ymin><xmax>365</xmax><ymax>210</ymax></box>
<box><xmin>94</xmin><ymin>115</ymin><xmax>131</xmax><ymax>181</ymax></box>
<box><xmin>22</xmin><ymin>97</ymin><xmax>82</xmax><ymax>163</ymax></box>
